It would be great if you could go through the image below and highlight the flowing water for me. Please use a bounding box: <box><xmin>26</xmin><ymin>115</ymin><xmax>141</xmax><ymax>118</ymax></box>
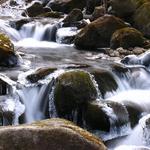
<box><xmin>0</xmin><ymin>8</ymin><xmax>150</xmax><ymax>149</ymax></box>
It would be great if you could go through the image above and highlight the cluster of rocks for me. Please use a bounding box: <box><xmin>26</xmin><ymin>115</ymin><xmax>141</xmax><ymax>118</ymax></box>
<box><xmin>15</xmin><ymin>0</ymin><xmax>150</xmax><ymax>58</ymax></box>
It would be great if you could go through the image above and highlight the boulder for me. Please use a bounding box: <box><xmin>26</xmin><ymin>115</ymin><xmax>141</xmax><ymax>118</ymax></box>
<box><xmin>133</xmin><ymin>2</ymin><xmax>150</xmax><ymax>38</ymax></box>
<box><xmin>74</xmin><ymin>15</ymin><xmax>128</xmax><ymax>50</ymax></box>
<box><xmin>23</xmin><ymin>1</ymin><xmax>49</xmax><ymax>17</ymax></box>
<box><xmin>110</xmin><ymin>27</ymin><xmax>145</xmax><ymax>49</ymax></box>
<box><xmin>0</xmin><ymin>33</ymin><xmax>18</xmax><ymax>67</ymax></box>
<box><xmin>84</xmin><ymin>100</ymin><xmax>129</xmax><ymax>132</ymax></box>
<box><xmin>38</xmin><ymin>11</ymin><xmax>64</xmax><ymax>18</ymax></box>
<box><xmin>0</xmin><ymin>119</ymin><xmax>107</xmax><ymax>150</ymax></box>
<box><xmin>26</xmin><ymin>67</ymin><xmax>57</xmax><ymax>83</ymax></box>
<box><xmin>109</xmin><ymin>0</ymin><xmax>136</xmax><ymax>18</ymax></box>
<box><xmin>91</xmin><ymin>6</ymin><xmax>105</xmax><ymax>21</ymax></box>
<box><xmin>91</xmin><ymin>69</ymin><xmax>118</xmax><ymax>98</ymax></box>
<box><xmin>54</xmin><ymin>70</ymin><xmax>97</xmax><ymax>124</ymax></box>
<box><xmin>46</xmin><ymin>0</ymin><xmax>86</xmax><ymax>14</ymax></box>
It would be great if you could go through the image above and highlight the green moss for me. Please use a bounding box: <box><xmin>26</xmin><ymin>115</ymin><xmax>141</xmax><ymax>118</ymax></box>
<box><xmin>134</xmin><ymin>2</ymin><xmax>150</xmax><ymax>37</ymax></box>
<box><xmin>54</xmin><ymin>70</ymin><xmax>97</xmax><ymax>118</ymax></box>
<box><xmin>110</xmin><ymin>27</ymin><xmax>145</xmax><ymax>49</ymax></box>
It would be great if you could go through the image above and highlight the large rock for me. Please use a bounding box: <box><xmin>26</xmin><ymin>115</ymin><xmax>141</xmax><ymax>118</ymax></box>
<box><xmin>109</xmin><ymin>0</ymin><xmax>136</xmax><ymax>18</ymax></box>
<box><xmin>23</xmin><ymin>1</ymin><xmax>51</xmax><ymax>17</ymax></box>
<box><xmin>0</xmin><ymin>119</ymin><xmax>107</xmax><ymax>150</ymax></box>
<box><xmin>133</xmin><ymin>2</ymin><xmax>150</xmax><ymax>38</ymax></box>
<box><xmin>84</xmin><ymin>100</ymin><xmax>129</xmax><ymax>132</ymax></box>
<box><xmin>91</xmin><ymin>69</ymin><xmax>118</xmax><ymax>98</ymax></box>
<box><xmin>110</xmin><ymin>27</ymin><xmax>145</xmax><ymax>49</ymax></box>
<box><xmin>54</xmin><ymin>70</ymin><xmax>97</xmax><ymax>124</ymax></box>
<box><xmin>47</xmin><ymin>0</ymin><xmax>86</xmax><ymax>14</ymax></box>
<box><xmin>0</xmin><ymin>33</ymin><xmax>18</xmax><ymax>67</ymax></box>
<box><xmin>74</xmin><ymin>15</ymin><xmax>128</xmax><ymax>50</ymax></box>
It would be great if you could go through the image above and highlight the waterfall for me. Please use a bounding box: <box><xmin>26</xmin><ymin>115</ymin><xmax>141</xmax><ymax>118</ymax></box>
<box><xmin>19</xmin><ymin>22</ymin><xmax>58</xmax><ymax>42</ymax></box>
<box><xmin>17</xmin><ymin>78</ymin><xmax>55</xmax><ymax>123</ymax></box>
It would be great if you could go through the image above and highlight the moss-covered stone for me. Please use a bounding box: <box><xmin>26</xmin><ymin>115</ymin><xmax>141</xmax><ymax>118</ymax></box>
<box><xmin>74</xmin><ymin>15</ymin><xmax>128</xmax><ymax>50</ymax></box>
<box><xmin>54</xmin><ymin>70</ymin><xmax>97</xmax><ymax>123</ymax></box>
<box><xmin>110</xmin><ymin>27</ymin><xmax>145</xmax><ymax>49</ymax></box>
<box><xmin>0</xmin><ymin>118</ymin><xmax>107</xmax><ymax>150</ymax></box>
<box><xmin>38</xmin><ymin>11</ymin><xmax>64</xmax><ymax>18</ymax></box>
<box><xmin>91</xmin><ymin>69</ymin><xmax>118</xmax><ymax>98</ymax></box>
<box><xmin>0</xmin><ymin>33</ymin><xmax>18</xmax><ymax>67</ymax></box>
<box><xmin>133</xmin><ymin>2</ymin><xmax>150</xmax><ymax>38</ymax></box>
<box><xmin>109</xmin><ymin>0</ymin><xmax>136</xmax><ymax>18</ymax></box>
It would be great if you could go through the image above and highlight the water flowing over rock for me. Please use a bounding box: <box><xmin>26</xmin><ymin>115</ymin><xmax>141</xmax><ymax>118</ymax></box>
<box><xmin>54</xmin><ymin>70</ymin><xmax>98</xmax><ymax>124</ymax></box>
<box><xmin>74</xmin><ymin>15</ymin><xmax>128</xmax><ymax>50</ymax></box>
<box><xmin>0</xmin><ymin>118</ymin><xmax>107</xmax><ymax>150</ymax></box>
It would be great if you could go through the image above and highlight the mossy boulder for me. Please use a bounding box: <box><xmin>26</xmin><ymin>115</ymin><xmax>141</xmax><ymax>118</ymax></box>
<box><xmin>133</xmin><ymin>2</ymin><xmax>150</xmax><ymax>38</ymax></box>
<box><xmin>110</xmin><ymin>27</ymin><xmax>145</xmax><ymax>49</ymax></box>
<box><xmin>0</xmin><ymin>118</ymin><xmax>107</xmax><ymax>150</ymax></box>
<box><xmin>91</xmin><ymin>69</ymin><xmax>118</xmax><ymax>98</ymax></box>
<box><xmin>26</xmin><ymin>67</ymin><xmax>57</xmax><ymax>83</ymax></box>
<box><xmin>84</xmin><ymin>100</ymin><xmax>129</xmax><ymax>132</ymax></box>
<box><xmin>109</xmin><ymin>0</ymin><xmax>136</xmax><ymax>18</ymax></box>
<box><xmin>54</xmin><ymin>70</ymin><xmax>97</xmax><ymax>124</ymax></box>
<box><xmin>74</xmin><ymin>15</ymin><xmax>128</xmax><ymax>50</ymax></box>
<box><xmin>0</xmin><ymin>33</ymin><xmax>18</xmax><ymax>67</ymax></box>
<box><xmin>38</xmin><ymin>11</ymin><xmax>63</xmax><ymax>18</ymax></box>
<box><xmin>46</xmin><ymin>0</ymin><xmax>86</xmax><ymax>14</ymax></box>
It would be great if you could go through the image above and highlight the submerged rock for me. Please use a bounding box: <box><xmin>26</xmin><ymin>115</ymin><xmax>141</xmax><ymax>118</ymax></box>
<box><xmin>110</xmin><ymin>27</ymin><xmax>145</xmax><ymax>49</ymax></box>
<box><xmin>0</xmin><ymin>118</ymin><xmax>107</xmax><ymax>150</ymax></box>
<box><xmin>54</xmin><ymin>70</ymin><xmax>97</xmax><ymax>124</ymax></box>
<box><xmin>0</xmin><ymin>33</ymin><xmax>18</xmax><ymax>67</ymax></box>
<box><xmin>26</xmin><ymin>67</ymin><xmax>57</xmax><ymax>83</ymax></box>
<box><xmin>91</xmin><ymin>69</ymin><xmax>118</xmax><ymax>98</ymax></box>
<box><xmin>74</xmin><ymin>15</ymin><xmax>128</xmax><ymax>50</ymax></box>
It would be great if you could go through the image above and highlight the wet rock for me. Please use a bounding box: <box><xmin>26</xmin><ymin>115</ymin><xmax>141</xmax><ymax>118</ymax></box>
<box><xmin>63</xmin><ymin>9</ymin><xmax>83</xmax><ymax>23</ymax></box>
<box><xmin>56</xmin><ymin>27</ymin><xmax>78</xmax><ymax>44</ymax></box>
<box><xmin>54</xmin><ymin>70</ymin><xmax>97</xmax><ymax>124</ymax></box>
<box><xmin>23</xmin><ymin>1</ymin><xmax>47</xmax><ymax>17</ymax></box>
<box><xmin>38</xmin><ymin>11</ymin><xmax>64</xmax><ymax>18</ymax></box>
<box><xmin>74</xmin><ymin>15</ymin><xmax>128</xmax><ymax>50</ymax></box>
<box><xmin>0</xmin><ymin>33</ymin><xmax>18</xmax><ymax>67</ymax></box>
<box><xmin>84</xmin><ymin>101</ymin><xmax>110</xmax><ymax>132</ymax></box>
<box><xmin>47</xmin><ymin>0</ymin><xmax>86</xmax><ymax>14</ymax></box>
<box><xmin>133</xmin><ymin>2</ymin><xmax>150</xmax><ymax>38</ymax></box>
<box><xmin>109</xmin><ymin>0</ymin><xmax>136</xmax><ymax>18</ymax></box>
<box><xmin>91</xmin><ymin>69</ymin><xmax>118</xmax><ymax>98</ymax></box>
<box><xmin>110</xmin><ymin>27</ymin><xmax>145</xmax><ymax>49</ymax></box>
<box><xmin>91</xmin><ymin>6</ymin><xmax>105</xmax><ymax>21</ymax></box>
<box><xmin>111</xmin><ymin>63</ymin><xmax>128</xmax><ymax>74</ymax></box>
<box><xmin>0</xmin><ymin>118</ymin><xmax>107</xmax><ymax>150</ymax></box>
<box><xmin>123</xmin><ymin>101</ymin><xmax>143</xmax><ymax>128</ymax></box>
<box><xmin>84</xmin><ymin>100</ymin><xmax>129</xmax><ymax>132</ymax></box>
<box><xmin>62</xmin><ymin>8</ymin><xmax>84</xmax><ymax>28</ymax></box>
<box><xmin>26</xmin><ymin>67</ymin><xmax>57</xmax><ymax>83</ymax></box>
<box><xmin>10</xmin><ymin>18</ymin><xmax>32</xmax><ymax>30</ymax></box>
